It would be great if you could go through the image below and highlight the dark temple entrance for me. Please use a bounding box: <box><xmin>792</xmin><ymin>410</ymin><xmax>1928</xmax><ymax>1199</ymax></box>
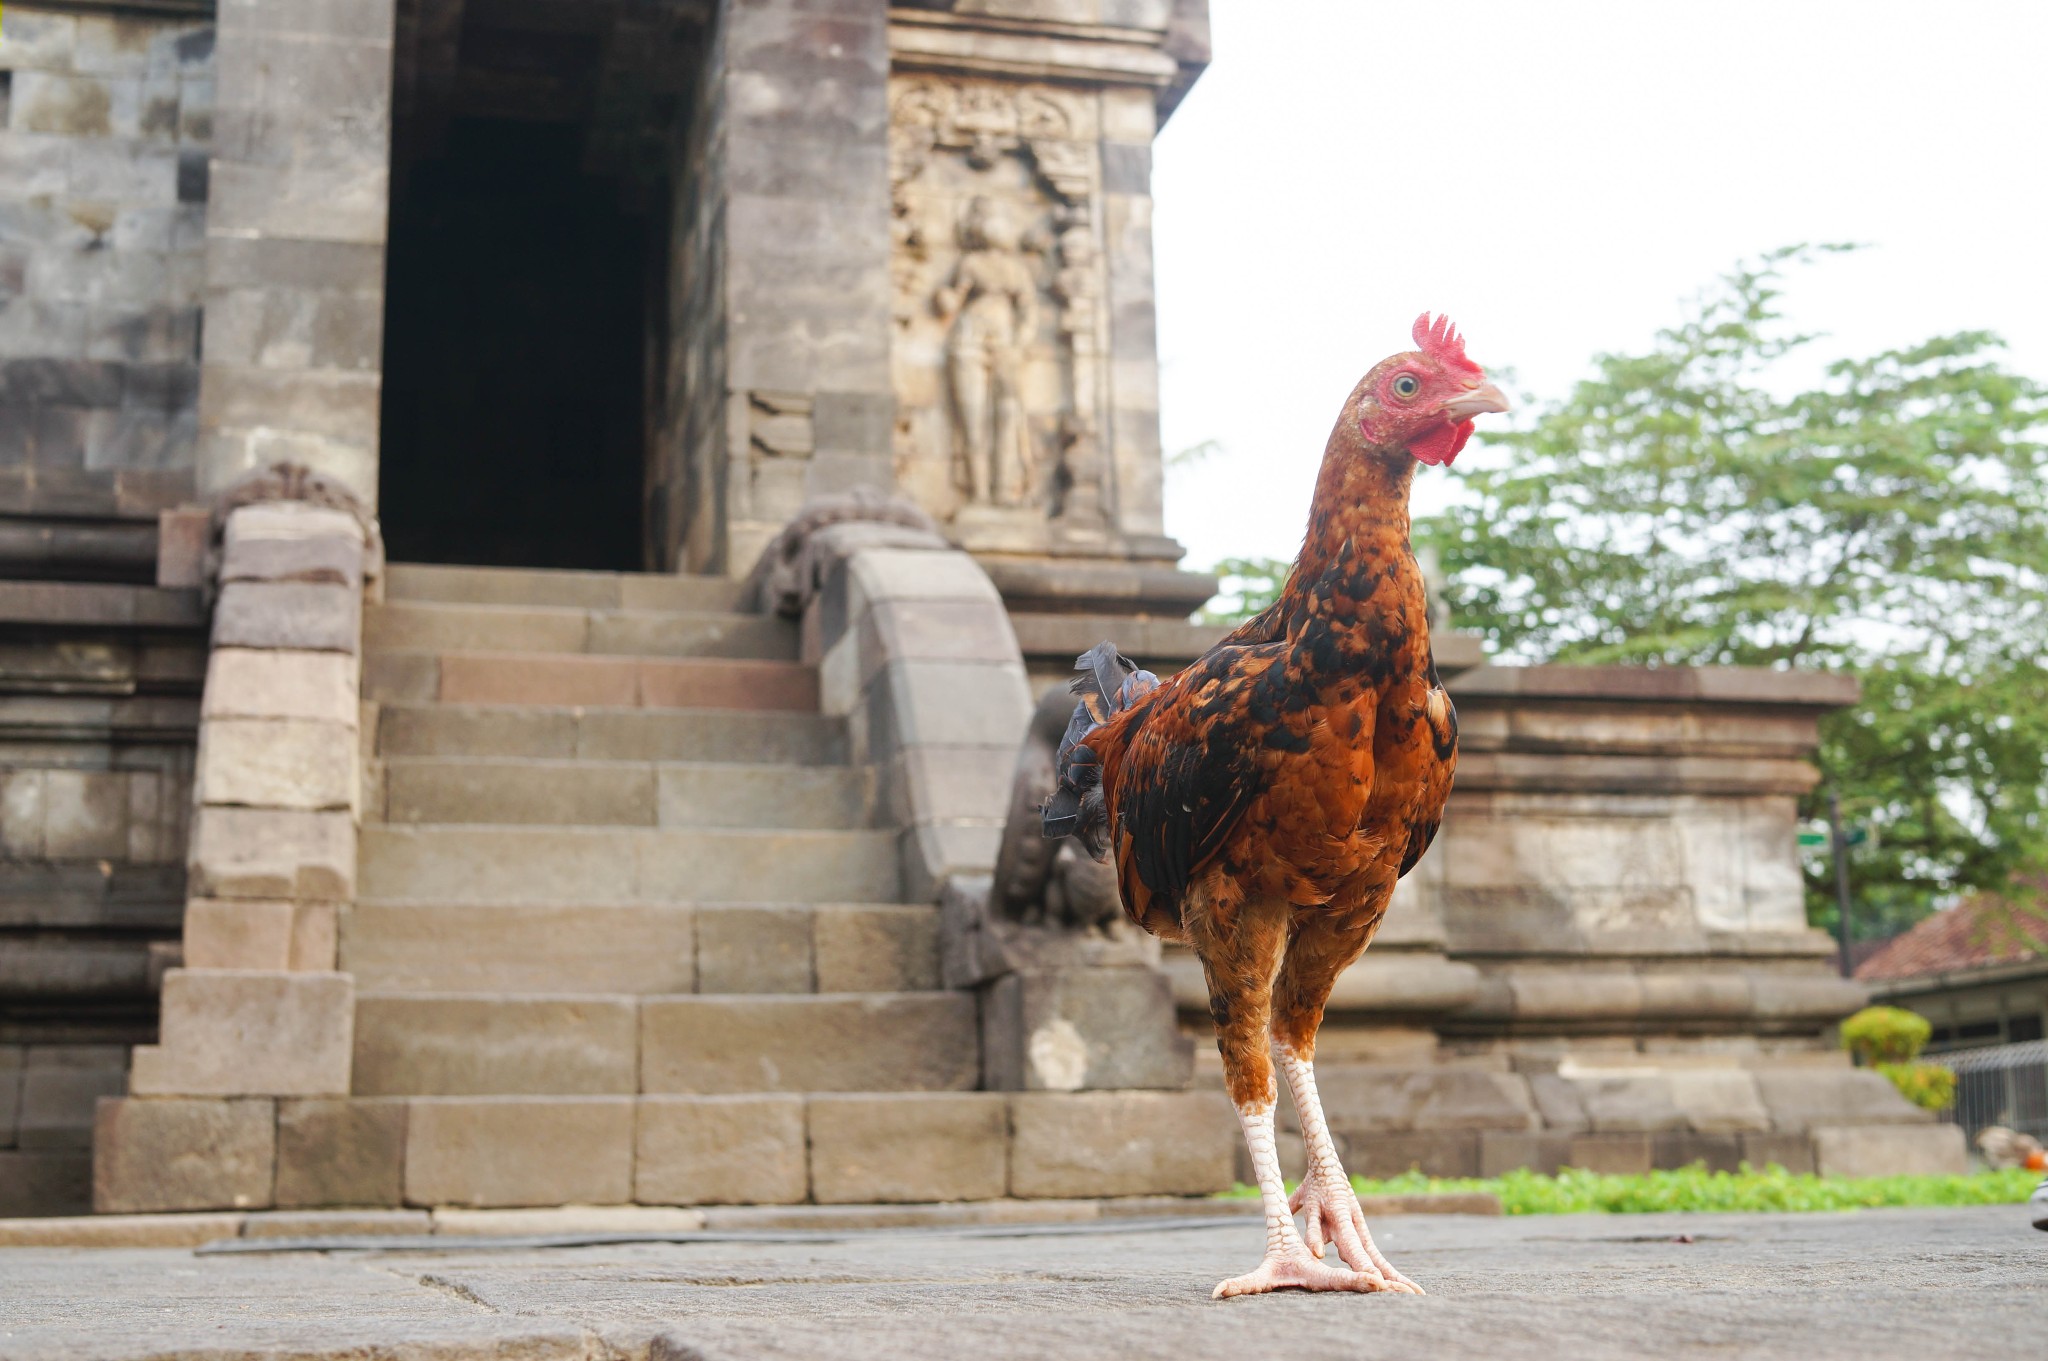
<box><xmin>378</xmin><ymin>0</ymin><xmax>704</xmax><ymax>570</ymax></box>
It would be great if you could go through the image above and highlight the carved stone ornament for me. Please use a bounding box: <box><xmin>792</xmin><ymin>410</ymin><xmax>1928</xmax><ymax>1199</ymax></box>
<box><xmin>888</xmin><ymin>76</ymin><xmax>1114</xmax><ymax>548</ymax></box>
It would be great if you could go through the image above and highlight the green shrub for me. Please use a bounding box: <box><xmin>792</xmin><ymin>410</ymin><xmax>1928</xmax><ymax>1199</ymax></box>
<box><xmin>1876</xmin><ymin>1061</ymin><xmax>1958</xmax><ymax>1112</ymax></box>
<box><xmin>1840</xmin><ymin>1005</ymin><xmax>1933</xmax><ymax>1065</ymax></box>
<box><xmin>1218</xmin><ymin>1163</ymin><xmax>2038</xmax><ymax>1213</ymax></box>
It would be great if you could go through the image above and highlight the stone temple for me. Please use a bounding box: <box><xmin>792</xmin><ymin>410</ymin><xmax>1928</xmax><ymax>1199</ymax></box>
<box><xmin>0</xmin><ymin>1</ymin><xmax>1958</xmax><ymax>1219</ymax></box>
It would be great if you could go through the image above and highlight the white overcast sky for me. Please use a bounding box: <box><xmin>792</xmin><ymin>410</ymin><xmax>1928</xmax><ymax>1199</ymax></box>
<box><xmin>1153</xmin><ymin>0</ymin><xmax>2048</xmax><ymax>571</ymax></box>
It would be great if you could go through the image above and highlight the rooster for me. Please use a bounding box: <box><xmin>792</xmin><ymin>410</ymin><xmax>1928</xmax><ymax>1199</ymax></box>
<box><xmin>1043</xmin><ymin>315</ymin><xmax>1508</xmax><ymax>1297</ymax></box>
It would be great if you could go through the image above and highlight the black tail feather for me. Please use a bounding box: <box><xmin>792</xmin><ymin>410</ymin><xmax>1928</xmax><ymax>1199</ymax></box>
<box><xmin>1041</xmin><ymin>642</ymin><xmax>1158</xmax><ymax>856</ymax></box>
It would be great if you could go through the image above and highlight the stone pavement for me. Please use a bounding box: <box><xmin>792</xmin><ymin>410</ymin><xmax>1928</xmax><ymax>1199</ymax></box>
<box><xmin>2</xmin><ymin>1206</ymin><xmax>2043</xmax><ymax>1360</ymax></box>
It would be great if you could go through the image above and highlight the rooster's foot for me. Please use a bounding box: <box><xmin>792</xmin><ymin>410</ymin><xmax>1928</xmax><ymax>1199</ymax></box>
<box><xmin>1289</xmin><ymin>1177</ymin><xmax>1424</xmax><ymax>1294</ymax></box>
<box><xmin>1212</xmin><ymin>1246</ymin><xmax>1393</xmax><ymax>1299</ymax></box>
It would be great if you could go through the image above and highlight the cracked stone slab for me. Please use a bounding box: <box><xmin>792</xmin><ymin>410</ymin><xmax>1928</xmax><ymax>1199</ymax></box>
<box><xmin>0</xmin><ymin>1207</ymin><xmax>2040</xmax><ymax>1360</ymax></box>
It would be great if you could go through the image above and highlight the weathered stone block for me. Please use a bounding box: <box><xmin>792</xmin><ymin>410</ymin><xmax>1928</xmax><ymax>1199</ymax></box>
<box><xmin>812</xmin><ymin>906</ymin><xmax>939</xmax><ymax>992</ymax></box>
<box><xmin>184</xmin><ymin>899</ymin><xmax>337</xmax><ymax>971</ymax></box>
<box><xmin>406</xmin><ymin>1098</ymin><xmax>634</xmax><ymax>1208</ymax></box>
<box><xmin>242</xmin><ymin>1210</ymin><xmax>431</xmax><ymax>1239</ymax></box>
<box><xmin>1479</xmin><ymin>1131</ymin><xmax>1573</xmax><ymax>1176</ymax></box>
<box><xmin>275</xmin><ymin>1098</ymin><xmax>406</xmax><ymax>1208</ymax></box>
<box><xmin>387</xmin><ymin>759</ymin><xmax>655</xmax><ymax>826</ymax></box>
<box><xmin>1652</xmin><ymin>1131</ymin><xmax>1745</xmax><ymax>1172</ymax></box>
<box><xmin>981</xmin><ymin>968</ymin><xmax>1191</xmax><ymax>1092</ymax></box>
<box><xmin>1566</xmin><ymin>1133</ymin><xmax>1654</xmax><ymax>1174</ymax></box>
<box><xmin>1526</xmin><ymin>1074</ymin><xmax>1590</xmax><ymax>1132</ymax></box>
<box><xmin>1754</xmin><ymin>1069</ymin><xmax>1928</xmax><ymax>1133</ymax></box>
<box><xmin>203</xmin><ymin>649</ymin><xmax>359</xmax><ymax>725</ymax></box>
<box><xmin>129</xmin><ymin>970</ymin><xmax>353</xmax><ymax>1097</ymax></box>
<box><xmin>902</xmin><ymin>821</ymin><xmax>1005</xmax><ymax>901</ymax></box>
<box><xmin>882</xmin><ymin>745</ymin><xmax>1016</xmax><ymax>829</ymax></box>
<box><xmin>220</xmin><ymin>532</ymin><xmax>364</xmax><ymax>589</ymax></box>
<box><xmin>1009</xmin><ymin>1091</ymin><xmax>1234</xmax><ymax>1197</ymax></box>
<box><xmin>16</xmin><ymin>1066</ymin><xmax>127</xmax><ymax>1149</ymax></box>
<box><xmin>1347</xmin><ymin>1131</ymin><xmax>1480</xmax><ymax>1179</ymax></box>
<box><xmin>157</xmin><ymin>505</ymin><xmax>210</xmax><ymax>587</ymax></box>
<box><xmin>846</xmin><ymin>548</ymin><xmax>1002</xmax><ymax>607</ymax></box>
<box><xmin>93</xmin><ymin>1097</ymin><xmax>276</xmax><ymax>1212</ymax></box>
<box><xmin>1572</xmin><ymin>1075</ymin><xmax>1688</xmax><ymax>1133</ymax></box>
<box><xmin>352</xmin><ymin>994</ymin><xmax>637</xmax><ymax>1096</ymax></box>
<box><xmin>15</xmin><ymin>768</ymin><xmax>131</xmax><ymax>859</ymax></box>
<box><xmin>1740</xmin><ymin>1131</ymin><xmax>1816</xmax><ymax>1174</ymax></box>
<box><xmin>1811</xmin><ymin>1124</ymin><xmax>1967</xmax><ymax>1177</ymax></box>
<box><xmin>1667</xmin><ymin>1070</ymin><xmax>1772</xmax><ymax>1134</ymax></box>
<box><xmin>212</xmin><ymin>580</ymin><xmax>361</xmax><ymax>652</ymax></box>
<box><xmin>1412</xmin><ymin>1071</ymin><xmax>1542</xmax><ymax>1132</ymax></box>
<box><xmin>872</xmin><ymin>659</ymin><xmax>1032</xmax><ymax>751</ymax></box>
<box><xmin>636</xmin><ymin>1095</ymin><xmax>808</xmax><ymax>1206</ymax></box>
<box><xmin>1309</xmin><ymin>1065</ymin><xmax>1427</xmax><ymax>1134</ymax></box>
<box><xmin>810</xmin><ymin>1094</ymin><xmax>1008</xmax><ymax>1203</ymax></box>
<box><xmin>0</xmin><ymin>1151</ymin><xmax>94</xmax><ymax>1218</ymax></box>
<box><xmin>189</xmin><ymin>806</ymin><xmax>355</xmax><ymax>901</ymax></box>
<box><xmin>695</xmin><ymin>906</ymin><xmax>813</xmax><ymax>994</ymax></box>
<box><xmin>0</xmin><ymin>1059</ymin><xmax>19</xmax><ymax>1147</ymax></box>
<box><xmin>197</xmin><ymin>716</ymin><xmax>357</xmax><ymax>811</ymax></box>
<box><xmin>343</xmin><ymin>903</ymin><xmax>695</xmax><ymax>994</ymax></box>
<box><xmin>641</xmin><ymin>995</ymin><xmax>977</xmax><ymax>1094</ymax></box>
<box><xmin>13</xmin><ymin>72</ymin><xmax>114</xmax><ymax>136</ymax></box>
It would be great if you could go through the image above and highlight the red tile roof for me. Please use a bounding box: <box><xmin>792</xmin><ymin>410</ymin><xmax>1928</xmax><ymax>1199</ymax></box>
<box><xmin>1856</xmin><ymin>885</ymin><xmax>2048</xmax><ymax>982</ymax></box>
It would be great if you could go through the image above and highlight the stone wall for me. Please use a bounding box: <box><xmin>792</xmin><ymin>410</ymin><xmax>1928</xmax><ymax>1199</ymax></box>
<box><xmin>192</xmin><ymin>0</ymin><xmax>394</xmax><ymax>506</ymax></box>
<box><xmin>884</xmin><ymin>3</ymin><xmax>1188</xmax><ymax>562</ymax></box>
<box><xmin>93</xmin><ymin>498</ymin><xmax>370</xmax><ymax>1212</ymax></box>
<box><xmin>0</xmin><ymin>3</ymin><xmax>214</xmax><ymax>530</ymax></box>
<box><xmin>659</xmin><ymin>0</ymin><xmax>898</xmax><ymax>577</ymax></box>
<box><xmin>0</xmin><ymin>576</ymin><xmax>204</xmax><ymax>1214</ymax></box>
<box><xmin>658</xmin><ymin>13</ymin><xmax>727</xmax><ymax>574</ymax></box>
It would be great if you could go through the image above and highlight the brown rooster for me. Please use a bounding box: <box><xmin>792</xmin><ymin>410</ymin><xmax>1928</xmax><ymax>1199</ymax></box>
<box><xmin>1043</xmin><ymin>315</ymin><xmax>1508</xmax><ymax>1297</ymax></box>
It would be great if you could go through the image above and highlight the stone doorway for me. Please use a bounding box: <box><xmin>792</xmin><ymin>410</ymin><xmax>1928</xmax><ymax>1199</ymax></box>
<box><xmin>377</xmin><ymin>0</ymin><xmax>706</xmax><ymax>570</ymax></box>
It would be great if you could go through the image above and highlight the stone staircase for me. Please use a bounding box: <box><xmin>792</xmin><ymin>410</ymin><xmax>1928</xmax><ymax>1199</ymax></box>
<box><xmin>312</xmin><ymin>563</ymin><xmax>1226</xmax><ymax>1209</ymax></box>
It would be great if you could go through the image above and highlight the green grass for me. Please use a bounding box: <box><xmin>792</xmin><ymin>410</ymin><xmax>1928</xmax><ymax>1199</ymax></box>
<box><xmin>1220</xmin><ymin>1163</ymin><xmax>2041</xmax><ymax>1214</ymax></box>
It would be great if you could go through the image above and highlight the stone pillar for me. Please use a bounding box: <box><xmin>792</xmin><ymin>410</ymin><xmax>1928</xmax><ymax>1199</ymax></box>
<box><xmin>193</xmin><ymin>0</ymin><xmax>396</xmax><ymax>506</ymax></box>
<box><xmin>96</xmin><ymin>500</ymin><xmax>369</xmax><ymax>1213</ymax></box>
<box><xmin>795</xmin><ymin>524</ymin><xmax>1034</xmax><ymax>900</ymax></box>
<box><xmin>664</xmin><ymin>0</ymin><xmax>898</xmax><ymax>575</ymax></box>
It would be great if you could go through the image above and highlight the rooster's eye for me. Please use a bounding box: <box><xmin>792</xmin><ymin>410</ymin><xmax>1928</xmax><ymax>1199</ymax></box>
<box><xmin>1391</xmin><ymin>373</ymin><xmax>1421</xmax><ymax>400</ymax></box>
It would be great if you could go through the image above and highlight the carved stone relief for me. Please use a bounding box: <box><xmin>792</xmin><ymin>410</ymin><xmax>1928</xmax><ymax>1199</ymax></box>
<box><xmin>888</xmin><ymin>76</ymin><xmax>1115</xmax><ymax>551</ymax></box>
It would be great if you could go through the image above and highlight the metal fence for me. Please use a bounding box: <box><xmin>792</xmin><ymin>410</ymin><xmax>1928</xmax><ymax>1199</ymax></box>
<box><xmin>1932</xmin><ymin>1039</ymin><xmax>2048</xmax><ymax>1147</ymax></box>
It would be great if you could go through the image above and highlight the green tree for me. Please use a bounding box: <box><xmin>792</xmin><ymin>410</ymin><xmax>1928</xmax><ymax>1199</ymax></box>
<box><xmin>1199</xmin><ymin>555</ymin><xmax>1291</xmax><ymax>626</ymax></box>
<box><xmin>1412</xmin><ymin>246</ymin><xmax>2048</xmax><ymax>937</ymax></box>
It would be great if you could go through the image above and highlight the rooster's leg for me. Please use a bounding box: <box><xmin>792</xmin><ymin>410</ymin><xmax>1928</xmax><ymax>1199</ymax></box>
<box><xmin>1279</xmin><ymin>1045</ymin><xmax>1423</xmax><ymax>1294</ymax></box>
<box><xmin>1270</xmin><ymin>898</ymin><xmax>1423</xmax><ymax>1293</ymax></box>
<box><xmin>1214</xmin><ymin>1099</ymin><xmax>1393</xmax><ymax>1298</ymax></box>
<box><xmin>1195</xmin><ymin>894</ymin><xmax>1390</xmax><ymax>1299</ymax></box>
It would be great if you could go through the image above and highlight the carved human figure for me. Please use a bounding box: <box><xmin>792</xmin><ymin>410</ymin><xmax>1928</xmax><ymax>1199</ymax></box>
<box><xmin>934</xmin><ymin>196</ymin><xmax>1039</xmax><ymax>507</ymax></box>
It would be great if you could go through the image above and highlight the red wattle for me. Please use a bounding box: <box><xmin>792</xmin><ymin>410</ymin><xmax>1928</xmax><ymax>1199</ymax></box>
<box><xmin>1407</xmin><ymin>420</ymin><xmax>1473</xmax><ymax>467</ymax></box>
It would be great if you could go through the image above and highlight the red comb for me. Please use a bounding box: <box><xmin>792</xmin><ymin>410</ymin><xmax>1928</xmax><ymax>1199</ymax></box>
<box><xmin>1413</xmin><ymin>312</ymin><xmax>1482</xmax><ymax>376</ymax></box>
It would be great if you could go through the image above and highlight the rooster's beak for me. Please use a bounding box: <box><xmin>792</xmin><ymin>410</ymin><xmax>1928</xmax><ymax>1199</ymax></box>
<box><xmin>1439</xmin><ymin>382</ymin><xmax>1511</xmax><ymax>423</ymax></box>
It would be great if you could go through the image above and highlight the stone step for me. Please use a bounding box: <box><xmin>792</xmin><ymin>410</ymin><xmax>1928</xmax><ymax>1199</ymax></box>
<box><xmin>387</xmin><ymin>564</ymin><xmax>750</xmax><ymax>613</ymax></box>
<box><xmin>358</xmin><ymin>825</ymin><xmax>902</xmax><ymax>905</ymax></box>
<box><xmin>341</xmin><ymin>902</ymin><xmax>940</xmax><ymax>994</ymax></box>
<box><xmin>350</xmin><ymin>992</ymin><xmax>978</xmax><ymax>1096</ymax></box>
<box><xmin>364</xmin><ymin>653</ymin><xmax>819</xmax><ymax>711</ymax></box>
<box><xmin>248</xmin><ymin>1090</ymin><xmax>1234</xmax><ymax>1209</ymax></box>
<box><xmin>375</xmin><ymin>758</ymin><xmax>875</xmax><ymax>830</ymax></box>
<box><xmin>374</xmin><ymin>703</ymin><xmax>848</xmax><ymax>764</ymax></box>
<box><xmin>364</xmin><ymin>602</ymin><xmax>796</xmax><ymax>661</ymax></box>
